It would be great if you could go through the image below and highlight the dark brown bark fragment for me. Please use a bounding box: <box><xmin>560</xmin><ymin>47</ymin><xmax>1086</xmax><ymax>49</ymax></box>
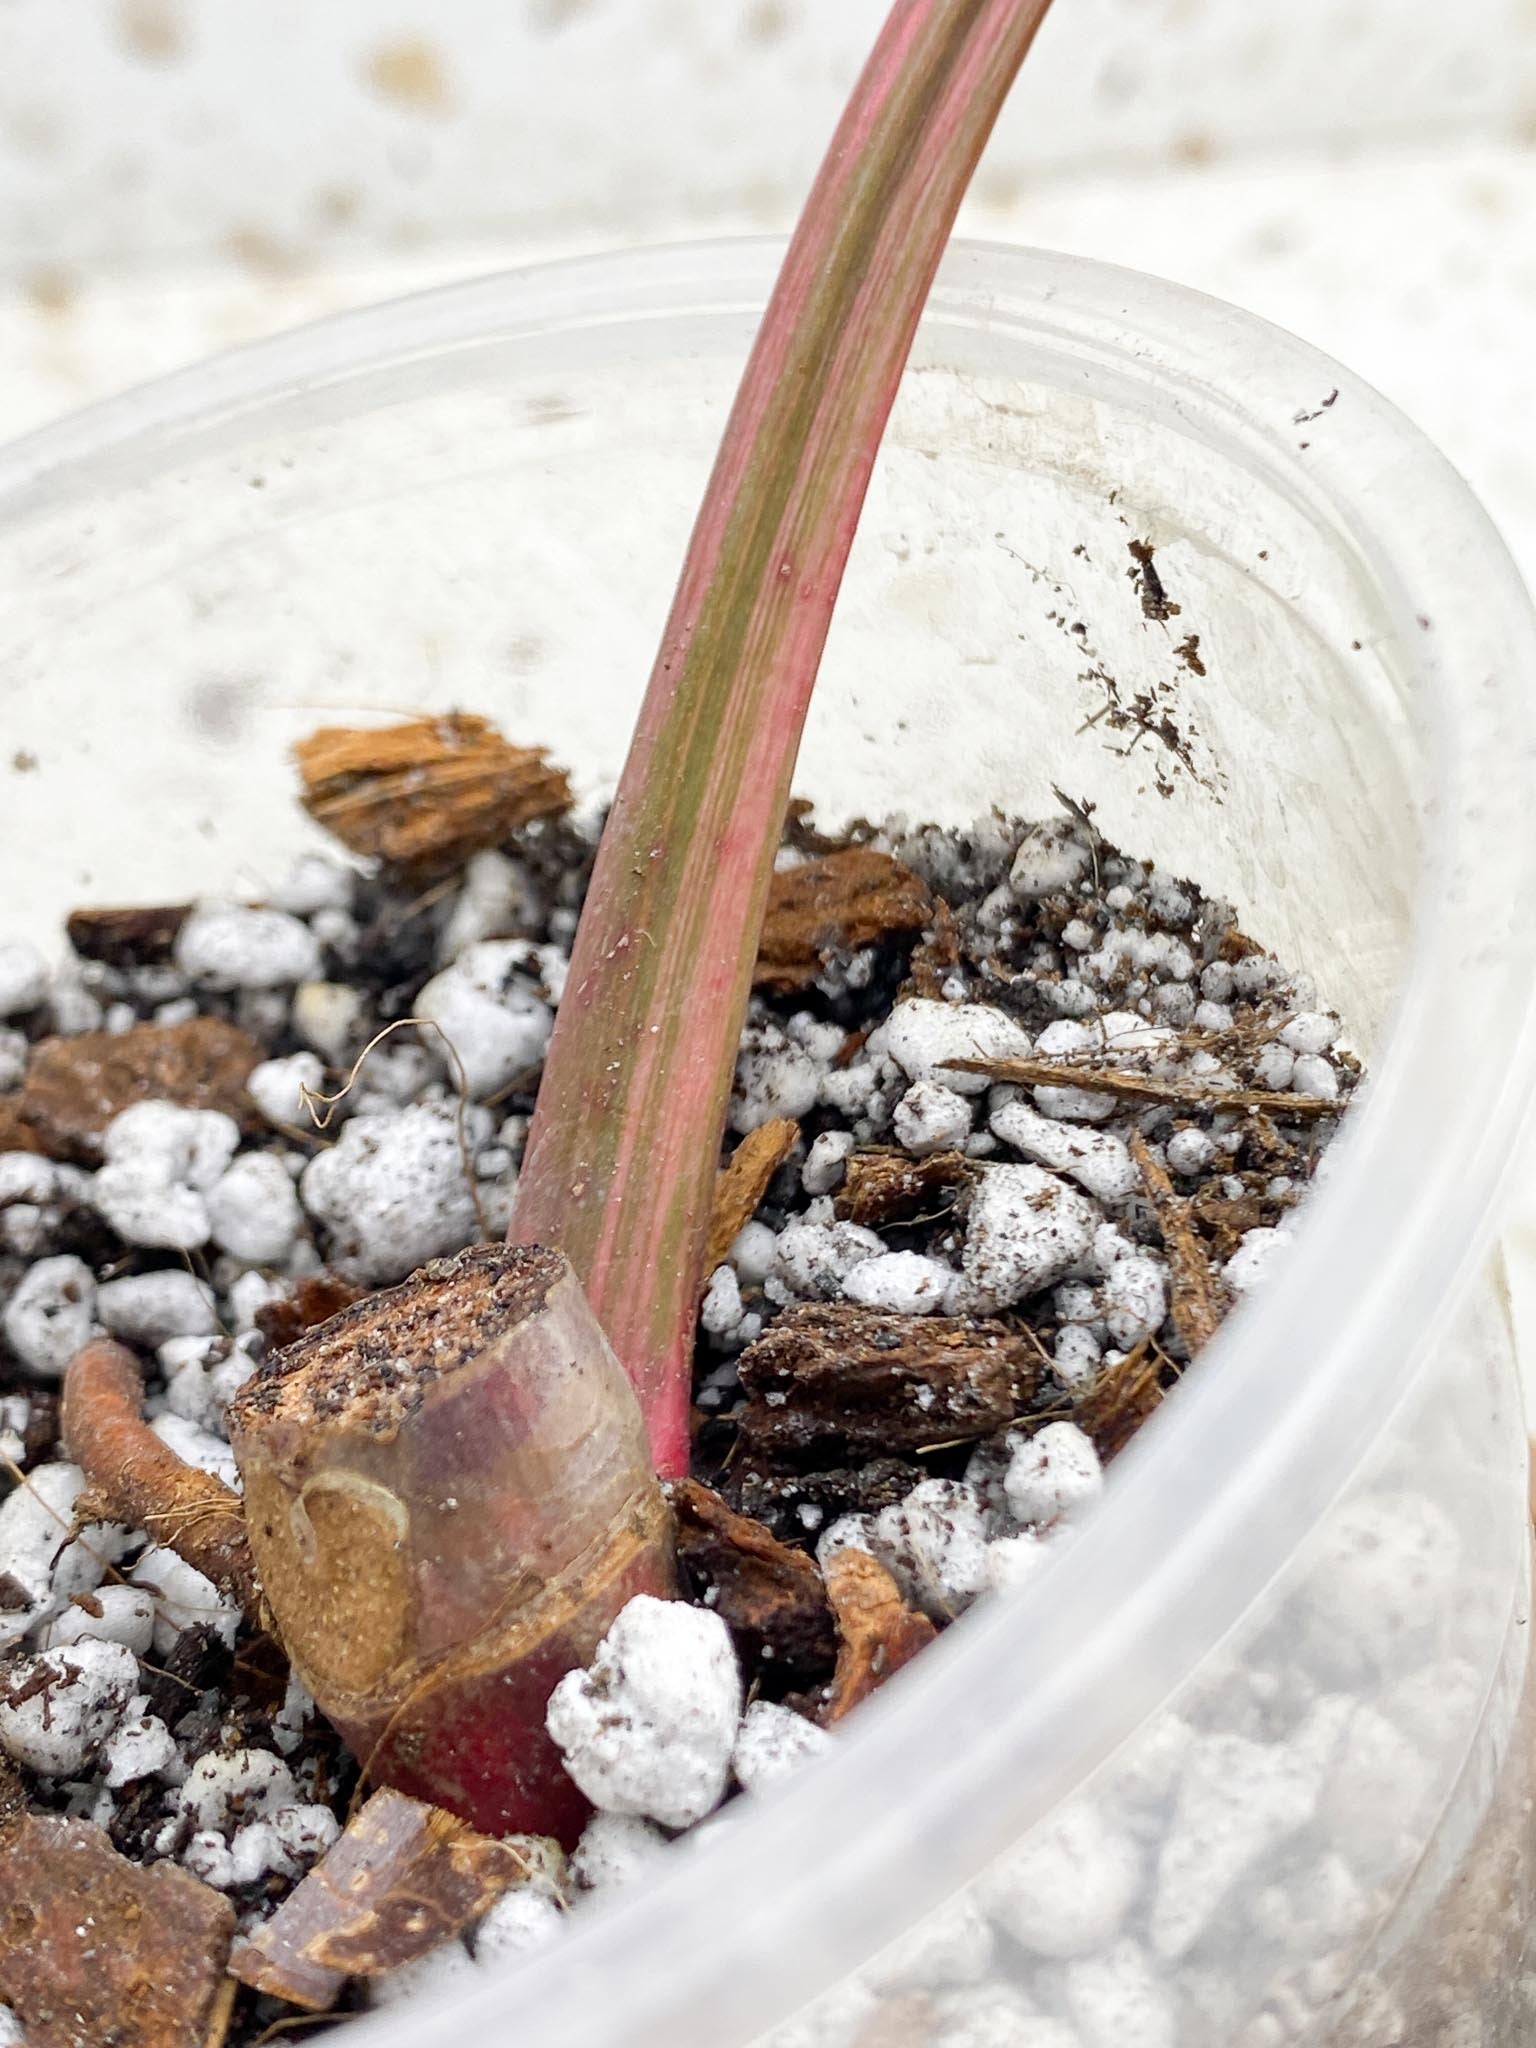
<box><xmin>832</xmin><ymin>1147</ymin><xmax>970</xmax><ymax>1228</ymax></box>
<box><xmin>65</xmin><ymin>904</ymin><xmax>191</xmax><ymax>971</ymax></box>
<box><xmin>0</xmin><ymin>1811</ymin><xmax>235</xmax><ymax>2048</ymax></box>
<box><xmin>754</xmin><ymin>849</ymin><xmax>933</xmax><ymax>993</ymax></box>
<box><xmin>17</xmin><ymin>1017</ymin><xmax>264</xmax><ymax>1163</ymax></box>
<box><xmin>231</xmin><ymin>1789</ymin><xmax>532</xmax><ymax>2010</ymax></box>
<box><xmin>670</xmin><ymin>1478</ymin><xmax>836</xmax><ymax>1678</ymax></box>
<box><xmin>737</xmin><ymin>1300</ymin><xmax>1037</xmax><ymax>1465</ymax></box>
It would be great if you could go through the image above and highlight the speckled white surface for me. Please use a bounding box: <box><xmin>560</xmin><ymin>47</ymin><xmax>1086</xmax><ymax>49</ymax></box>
<box><xmin>2</xmin><ymin>0</ymin><xmax>1535</xmax><ymax>1383</ymax></box>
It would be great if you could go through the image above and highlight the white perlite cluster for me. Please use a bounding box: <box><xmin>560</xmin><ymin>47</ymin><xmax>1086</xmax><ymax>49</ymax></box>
<box><xmin>1</xmin><ymin>808</ymin><xmax>1362</xmax><ymax>2006</ymax></box>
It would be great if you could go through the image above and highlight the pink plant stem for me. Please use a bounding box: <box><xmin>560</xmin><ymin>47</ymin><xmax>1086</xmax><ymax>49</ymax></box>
<box><xmin>511</xmin><ymin>0</ymin><xmax>1054</xmax><ymax>1476</ymax></box>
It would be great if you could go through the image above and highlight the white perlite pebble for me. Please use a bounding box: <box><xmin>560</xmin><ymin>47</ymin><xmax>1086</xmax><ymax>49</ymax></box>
<box><xmin>246</xmin><ymin>1051</ymin><xmax>326</xmax><ymax>1130</ymax></box>
<box><xmin>1052</xmin><ymin>1324</ymin><xmax>1102</xmax><ymax>1390</ymax></box>
<box><xmin>291</xmin><ymin>981</ymin><xmax>367</xmax><ymax>1066</ymax></box>
<box><xmin>177</xmin><ymin>1748</ymin><xmax>296</xmax><ymax>1833</ymax></box>
<box><xmin>1163</xmin><ymin>1127</ymin><xmax>1213</xmax><ymax>1176</ymax></box>
<box><xmin>700</xmin><ymin>1265</ymin><xmax>746</xmax><ymax>1342</ymax></box>
<box><xmin>772</xmin><ymin>1220</ymin><xmax>884</xmax><ymax>1300</ymax></box>
<box><xmin>102</xmin><ymin>1707</ymin><xmax>180</xmax><ymax>1788</ymax></box>
<box><xmin>801</xmin><ymin>1130</ymin><xmax>856</xmax><ymax>1196</ymax></box>
<box><xmin>39</xmin><ymin>1586</ymin><xmax>157</xmax><ymax>1656</ymax></box>
<box><xmin>816</xmin><ymin>1515</ymin><xmax>875</xmax><ymax>1574</ymax></box>
<box><xmin>416</xmin><ymin>941</ymin><xmax>555</xmax><ymax>1098</ymax></box>
<box><xmin>954</xmin><ymin>1165</ymin><xmax>1098</xmax><ymax>1313</ymax></box>
<box><xmin>271</xmin><ymin>853</ymin><xmax>355</xmax><ymax>917</ymax></box>
<box><xmin>1223</xmin><ymin>1226</ymin><xmax>1294</xmax><ymax>1294</ymax></box>
<box><xmin>175</xmin><ymin>905</ymin><xmax>321</xmax><ymax>990</ymax></box>
<box><xmin>730</xmin><ymin>1219</ymin><xmax>778</xmax><ymax>1286</ymax></box>
<box><xmin>1101</xmin><ymin>1254</ymin><xmax>1168</xmax><ymax>1349</ymax></box>
<box><xmin>1003</xmin><ymin>1423</ymin><xmax>1103</xmax><ymax>1532</ymax></box>
<box><xmin>0</xmin><ymin>1026</ymin><xmax>28</xmax><ymax>1089</ymax></box>
<box><xmin>227</xmin><ymin>1270</ymin><xmax>287</xmax><ymax>1333</ymax></box>
<box><xmin>733</xmin><ymin>1700</ymin><xmax>833</xmax><ymax>1793</ymax></box>
<box><xmin>206</xmin><ymin>1150</ymin><xmax>305</xmax><ymax>1262</ymax></box>
<box><xmin>1063</xmin><ymin>1941</ymin><xmax>1176</xmax><ymax>2048</ymax></box>
<box><xmin>1</xmin><ymin>1254</ymin><xmax>98</xmax><ymax>1376</ymax></box>
<box><xmin>873</xmin><ymin>1479</ymin><xmax>991</xmax><ymax>1617</ymax></box>
<box><xmin>0</xmin><ymin>1639</ymin><xmax>138</xmax><ymax>1775</ymax></box>
<box><xmin>0</xmin><ymin>1461</ymin><xmax>124</xmax><ymax>1647</ymax></box>
<box><xmin>867</xmin><ymin>1894</ymin><xmax>995</xmax><ymax>1993</ymax></box>
<box><xmin>473</xmin><ymin>1888</ymin><xmax>566</xmax><ymax>1964</ymax></box>
<box><xmin>1009</xmin><ymin>821</ymin><xmax>1091</xmax><ymax>900</ymax></box>
<box><xmin>732</xmin><ymin>1023</ymin><xmax>821</xmax><ymax>1134</ymax></box>
<box><xmin>893</xmin><ymin>1079</ymin><xmax>973</xmax><ymax>1155</ymax></box>
<box><xmin>0</xmin><ymin>940</ymin><xmax>48</xmax><ymax>1017</ymax></box>
<box><xmin>980</xmin><ymin>1800</ymin><xmax>1140</xmax><ymax>1959</ymax></box>
<box><xmin>0</xmin><ymin>2005</ymin><xmax>25</xmax><ymax>2047</ymax></box>
<box><xmin>131</xmin><ymin>1545</ymin><xmax>241</xmax><ymax>1653</ymax></box>
<box><xmin>301</xmin><ymin>1102</ymin><xmax>485</xmax><ymax>1284</ymax></box>
<box><xmin>1251</xmin><ymin>1042</ymin><xmax>1295</xmax><ymax>1091</ymax></box>
<box><xmin>1279</xmin><ymin>1011</ymin><xmax>1337</xmax><ymax>1056</ymax></box>
<box><xmin>570</xmin><ymin>1811</ymin><xmax>669</xmax><ymax>1895</ymax></box>
<box><xmin>1292</xmin><ymin>1051</ymin><xmax>1339</xmax><ymax>1100</ymax></box>
<box><xmin>97</xmin><ymin>1269</ymin><xmax>218</xmax><ymax>1346</ymax></box>
<box><xmin>92</xmin><ymin>1102</ymin><xmax>239</xmax><ymax>1250</ymax></box>
<box><xmin>886</xmin><ymin>999</ymin><xmax>1032</xmax><ymax>1096</ymax></box>
<box><xmin>990</xmin><ymin>1099</ymin><xmax>1137</xmax><ymax>1203</ymax></box>
<box><xmin>437</xmin><ymin>849</ymin><xmax>526</xmax><ymax>961</ymax></box>
<box><xmin>1149</xmin><ymin>1730</ymin><xmax>1321</xmax><ymax>1960</ymax></box>
<box><xmin>546</xmin><ymin>1594</ymin><xmax>742</xmax><ymax>1829</ymax></box>
<box><xmin>843</xmin><ymin>1250</ymin><xmax>953</xmax><ymax>1316</ymax></box>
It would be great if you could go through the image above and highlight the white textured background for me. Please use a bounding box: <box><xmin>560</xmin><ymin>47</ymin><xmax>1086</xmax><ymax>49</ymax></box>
<box><xmin>3</xmin><ymin>0</ymin><xmax>1536</xmax><ymax>1361</ymax></box>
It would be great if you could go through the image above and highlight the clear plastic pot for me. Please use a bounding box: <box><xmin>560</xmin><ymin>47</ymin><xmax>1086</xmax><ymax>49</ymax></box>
<box><xmin>2</xmin><ymin>240</ymin><xmax>1535</xmax><ymax>2047</ymax></box>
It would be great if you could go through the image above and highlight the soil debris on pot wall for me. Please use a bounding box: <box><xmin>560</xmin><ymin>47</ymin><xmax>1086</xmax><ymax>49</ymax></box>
<box><xmin>0</xmin><ymin>712</ymin><xmax>1361</xmax><ymax>2044</ymax></box>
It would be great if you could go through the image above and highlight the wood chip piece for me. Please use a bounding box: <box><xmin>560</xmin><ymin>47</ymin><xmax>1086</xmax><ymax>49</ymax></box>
<box><xmin>65</xmin><ymin>904</ymin><xmax>191</xmax><ymax>970</ymax></box>
<box><xmin>833</xmin><ymin>1147</ymin><xmax>970</xmax><ymax>1228</ymax></box>
<box><xmin>1129</xmin><ymin>1133</ymin><xmax>1222</xmax><ymax>1354</ymax></box>
<box><xmin>670</xmin><ymin>1477</ymin><xmax>835</xmax><ymax>1679</ymax></box>
<box><xmin>704</xmin><ymin>1116</ymin><xmax>800</xmax><ymax>1273</ymax></box>
<box><xmin>820</xmin><ymin>1548</ymin><xmax>935</xmax><ymax>1725</ymax></box>
<box><xmin>295</xmin><ymin>712</ymin><xmax>572</xmax><ymax>875</ymax></box>
<box><xmin>16</xmin><ymin>1017</ymin><xmax>264</xmax><ymax>1164</ymax></box>
<box><xmin>253</xmin><ymin>1269</ymin><xmax>371</xmax><ymax>1352</ymax></box>
<box><xmin>1072</xmin><ymin>1337</ymin><xmax>1164</xmax><ymax>1462</ymax></box>
<box><xmin>755</xmin><ymin>849</ymin><xmax>933</xmax><ymax>994</ymax></box>
<box><xmin>231</xmin><ymin>1788</ymin><xmax>533</xmax><ymax>2010</ymax></box>
<box><xmin>0</xmin><ymin>1812</ymin><xmax>234</xmax><ymax>2048</ymax></box>
<box><xmin>737</xmin><ymin>1301</ymin><xmax>1036</xmax><ymax>1465</ymax></box>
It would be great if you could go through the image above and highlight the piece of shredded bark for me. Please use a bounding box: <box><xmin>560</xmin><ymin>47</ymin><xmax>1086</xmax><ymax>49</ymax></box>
<box><xmin>231</xmin><ymin>1788</ymin><xmax>536</xmax><ymax>2010</ymax></box>
<box><xmin>737</xmin><ymin>1300</ymin><xmax>1038</xmax><ymax>1464</ymax></box>
<box><xmin>705</xmin><ymin>1117</ymin><xmax>801</xmax><ymax>1274</ymax></box>
<box><xmin>670</xmin><ymin>1477</ymin><xmax>836</xmax><ymax>1681</ymax></box>
<box><xmin>294</xmin><ymin>712</ymin><xmax>572</xmax><ymax>875</ymax></box>
<box><xmin>754</xmin><ymin>849</ymin><xmax>933</xmax><ymax>993</ymax></box>
<box><xmin>820</xmin><ymin>1548</ymin><xmax>936</xmax><ymax>1725</ymax></box>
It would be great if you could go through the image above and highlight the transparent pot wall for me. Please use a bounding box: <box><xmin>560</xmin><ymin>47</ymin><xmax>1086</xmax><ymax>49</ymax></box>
<box><xmin>1</xmin><ymin>244</ymin><xmax>1533</xmax><ymax>2048</ymax></box>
